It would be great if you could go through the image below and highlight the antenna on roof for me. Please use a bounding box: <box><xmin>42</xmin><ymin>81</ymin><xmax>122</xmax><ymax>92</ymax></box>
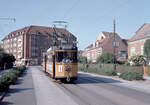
<box><xmin>52</xmin><ymin>21</ymin><xmax>68</xmax><ymax>29</ymax></box>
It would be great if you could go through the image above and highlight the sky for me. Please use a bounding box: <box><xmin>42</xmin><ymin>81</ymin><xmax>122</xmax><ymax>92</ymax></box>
<box><xmin>0</xmin><ymin>0</ymin><xmax>150</xmax><ymax>50</ymax></box>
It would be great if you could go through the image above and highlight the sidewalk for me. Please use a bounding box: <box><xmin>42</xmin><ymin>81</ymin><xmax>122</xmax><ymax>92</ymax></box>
<box><xmin>79</xmin><ymin>71</ymin><xmax>150</xmax><ymax>94</ymax></box>
<box><xmin>144</xmin><ymin>76</ymin><xmax>150</xmax><ymax>80</ymax></box>
<box><xmin>0</xmin><ymin>68</ymin><xmax>37</xmax><ymax>105</ymax></box>
<box><xmin>0</xmin><ymin>66</ymin><xmax>78</xmax><ymax>105</ymax></box>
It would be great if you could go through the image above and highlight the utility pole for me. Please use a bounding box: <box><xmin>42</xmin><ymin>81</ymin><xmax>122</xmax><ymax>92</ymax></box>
<box><xmin>113</xmin><ymin>19</ymin><xmax>116</xmax><ymax>72</ymax></box>
<box><xmin>0</xmin><ymin>17</ymin><xmax>16</xmax><ymax>69</ymax></box>
<box><xmin>0</xmin><ymin>17</ymin><xmax>16</xmax><ymax>37</ymax></box>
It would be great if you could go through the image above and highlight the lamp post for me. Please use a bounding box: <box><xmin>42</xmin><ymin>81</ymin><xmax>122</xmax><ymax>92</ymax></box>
<box><xmin>113</xmin><ymin>20</ymin><xmax>116</xmax><ymax>72</ymax></box>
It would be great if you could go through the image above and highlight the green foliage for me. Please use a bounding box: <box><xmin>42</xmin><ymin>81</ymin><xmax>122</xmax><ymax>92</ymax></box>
<box><xmin>117</xmin><ymin>65</ymin><xmax>143</xmax><ymax>74</ymax></box>
<box><xmin>119</xmin><ymin>71</ymin><xmax>143</xmax><ymax>81</ymax></box>
<box><xmin>79</xmin><ymin>64</ymin><xmax>144</xmax><ymax>81</ymax></box>
<box><xmin>148</xmin><ymin>66</ymin><xmax>150</xmax><ymax>76</ymax></box>
<box><xmin>0</xmin><ymin>47</ymin><xmax>4</xmax><ymax>52</ymax></box>
<box><xmin>0</xmin><ymin>65</ymin><xmax>26</xmax><ymax>92</ymax></box>
<box><xmin>0</xmin><ymin>74</ymin><xmax>10</xmax><ymax>92</ymax></box>
<box><xmin>4</xmin><ymin>71</ymin><xmax>18</xmax><ymax>85</ymax></box>
<box><xmin>96</xmin><ymin>53</ymin><xmax>116</xmax><ymax>64</ymax></box>
<box><xmin>78</xmin><ymin>56</ymin><xmax>87</xmax><ymax>64</ymax></box>
<box><xmin>144</xmin><ymin>39</ymin><xmax>150</xmax><ymax>60</ymax></box>
<box><xmin>129</xmin><ymin>55</ymin><xmax>146</xmax><ymax>66</ymax></box>
<box><xmin>78</xmin><ymin>64</ymin><xmax>117</xmax><ymax>76</ymax></box>
<box><xmin>0</xmin><ymin>48</ymin><xmax>16</xmax><ymax>69</ymax></box>
<box><xmin>14</xmin><ymin>65</ymin><xmax>26</xmax><ymax>73</ymax></box>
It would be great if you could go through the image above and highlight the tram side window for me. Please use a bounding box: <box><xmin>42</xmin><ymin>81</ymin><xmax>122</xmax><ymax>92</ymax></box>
<box><xmin>56</xmin><ymin>52</ymin><xmax>63</xmax><ymax>62</ymax></box>
<box><xmin>72</xmin><ymin>52</ymin><xmax>77</xmax><ymax>63</ymax></box>
<box><xmin>47</xmin><ymin>54</ymin><xmax>52</xmax><ymax>62</ymax></box>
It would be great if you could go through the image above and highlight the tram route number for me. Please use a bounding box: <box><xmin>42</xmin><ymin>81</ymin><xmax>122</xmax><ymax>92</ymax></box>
<box><xmin>58</xmin><ymin>65</ymin><xmax>63</xmax><ymax>72</ymax></box>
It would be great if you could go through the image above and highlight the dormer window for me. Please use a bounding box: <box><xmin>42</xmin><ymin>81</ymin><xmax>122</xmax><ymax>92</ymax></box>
<box><xmin>35</xmin><ymin>30</ymin><xmax>41</xmax><ymax>34</ymax></box>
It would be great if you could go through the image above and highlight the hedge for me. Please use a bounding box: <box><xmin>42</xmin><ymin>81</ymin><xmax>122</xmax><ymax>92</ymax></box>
<box><xmin>148</xmin><ymin>66</ymin><xmax>150</xmax><ymax>76</ymax></box>
<box><xmin>119</xmin><ymin>71</ymin><xmax>143</xmax><ymax>81</ymax></box>
<box><xmin>79</xmin><ymin>64</ymin><xmax>117</xmax><ymax>76</ymax></box>
<box><xmin>0</xmin><ymin>65</ymin><xmax>26</xmax><ymax>92</ymax></box>
<box><xmin>78</xmin><ymin>64</ymin><xmax>144</xmax><ymax>81</ymax></box>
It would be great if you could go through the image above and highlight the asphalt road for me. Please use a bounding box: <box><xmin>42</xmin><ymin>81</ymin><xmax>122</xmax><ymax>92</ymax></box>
<box><xmin>1</xmin><ymin>66</ymin><xmax>150</xmax><ymax>105</ymax></box>
<box><xmin>54</xmin><ymin>71</ymin><xmax>150</xmax><ymax>105</ymax></box>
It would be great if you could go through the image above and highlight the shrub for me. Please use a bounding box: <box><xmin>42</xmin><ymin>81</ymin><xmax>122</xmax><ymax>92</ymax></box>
<box><xmin>0</xmin><ymin>65</ymin><xmax>26</xmax><ymax>92</ymax></box>
<box><xmin>0</xmin><ymin>75</ymin><xmax>10</xmax><ymax>92</ymax></box>
<box><xmin>144</xmin><ymin>39</ymin><xmax>150</xmax><ymax>60</ymax></box>
<box><xmin>119</xmin><ymin>71</ymin><xmax>143</xmax><ymax>81</ymax></box>
<box><xmin>78</xmin><ymin>56</ymin><xmax>87</xmax><ymax>64</ymax></box>
<box><xmin>11</xmin><ymin>70</ymin><xmax>21</xmax><ymax>77</ymax></box>
<box><xmin>4</xmin><ymin>72</ymin><xmax>18</xmax><ymax>85</ymax></box>
<box><xmin>96</xmin><ymin>53</ymin><xmax>116</xmax><ymax>64</ymax></box>
<box><xmin>148</xmin><ymin>66</ymin><xmax>150</xmax><ymax>76</ymax></box>
<box><xmin>129</xmin><ymin>55</ymin><xmax>146</xmax><ymax>66</ymax></box>
<box><xmin>117</xmin><ymin>65</ymin><xmax>143</xmax><ymax>74</ymax></box>
<box><xmin>78</xmin><ymin>64</ymin><xmax>117</xmax><ymax>76</ymax></box>
<box><xmin>13</xmin><ymin>65</ymin><xmax>26</xmax><ymax>74</ymax></box>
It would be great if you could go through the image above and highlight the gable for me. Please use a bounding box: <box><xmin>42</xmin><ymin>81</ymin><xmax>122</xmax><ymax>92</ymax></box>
<box><xmin>129</xmin><ymin>23</ymin><xmax>150</xmax><ymax>42</ymax></box>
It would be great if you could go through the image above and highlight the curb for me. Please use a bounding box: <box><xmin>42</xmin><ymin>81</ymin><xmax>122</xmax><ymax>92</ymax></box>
<box><xmin>0</xmin><ymin>92</ymin><xmax>6</xmax><ymax>102</ymax></box>
<box><xmin>144</xmin><ymin>76</ymin><xmax>150</xmax><ymax>80</ymax></box>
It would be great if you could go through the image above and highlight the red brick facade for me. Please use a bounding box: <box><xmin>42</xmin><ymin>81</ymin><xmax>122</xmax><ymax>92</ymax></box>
<box><xmin>82</xmin><ymin>32</ymin><xmax>128</xmax><ymax>62</ymax></box>
<box><xmin>1</xmin><ymin>25</ymin><xmax>76</xmax><ymax>65</ymax></box>
<box><xmin>128</xmin><ymin>23</ymin><xmax>150</xmax><ymax>58</ymax></box>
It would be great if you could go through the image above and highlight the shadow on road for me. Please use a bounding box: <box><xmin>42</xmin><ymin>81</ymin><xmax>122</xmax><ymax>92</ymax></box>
<box><xmin>15</xmin><ymin>71</ymin><xmax>28</xmax><ymax>85</ymax></box>
<box><xmin>0</xmin><ymin>101</ymin><xmax>13</xmax><ymax>105</ymax></box>
<box><xmin>74</xmin><ymin>73</ymin><xmax>122</xmax><ymax>84</ymax></box>
<box><xmin>0</xmin><ymin>88</ymin><xmax>33</xmax><ymax>105</ymax></box>
<box><xmin>7</xmin><ymin>88</ymin><xmax>33</xmax><ymax>94</ymax></box>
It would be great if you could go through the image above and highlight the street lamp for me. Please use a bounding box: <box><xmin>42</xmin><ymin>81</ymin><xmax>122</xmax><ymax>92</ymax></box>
<box><xmin>113</xmin><ymin>20</ymin><xmax>116</xmax><ymax>72</ymax></box>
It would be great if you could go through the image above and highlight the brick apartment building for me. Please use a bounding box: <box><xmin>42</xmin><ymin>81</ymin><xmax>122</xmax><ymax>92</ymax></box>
<box><xmin>128</xmin><ymin>23</ymin><xmax>150</xmax><ymax>58</ymax></box>
<box><xmin>82</xmin><ymin>32</ymin><xmax>128</xmax><ymax>62</ymax></box>
<box><xmin>1</xmin><ymin>25</ymin><xmax>77</xmax><ymax>65</ymax></box>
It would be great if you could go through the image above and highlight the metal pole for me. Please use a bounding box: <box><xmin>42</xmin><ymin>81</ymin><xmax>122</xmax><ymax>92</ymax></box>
<box><xmin>113</xmin><ymin>19</ymin><xmax>116</xmax><ymax>72</ymax></box>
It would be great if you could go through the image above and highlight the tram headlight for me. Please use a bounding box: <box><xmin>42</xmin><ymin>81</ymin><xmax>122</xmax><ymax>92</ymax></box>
<box><xmin>65</xmin><ymin>65</ymin><xmax>71</xmax><ymax>72</ymax></box>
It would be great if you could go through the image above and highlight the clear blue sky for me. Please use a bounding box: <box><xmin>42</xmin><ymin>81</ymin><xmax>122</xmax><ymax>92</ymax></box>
<box><xmin>0</xmin><ymin>0</ymin><xmax>149</xmax><ymax>50</ymax></box>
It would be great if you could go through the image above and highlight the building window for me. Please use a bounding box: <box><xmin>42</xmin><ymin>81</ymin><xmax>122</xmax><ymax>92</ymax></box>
<box><xmin>13</xmin><ymin>49</ymin><xmax>16</xmax><ymax>53</ymax></box>
<box><xmin>120</xmin><ymin>51</ymin><xmax>127</xmax><ymax>58</ymax></box>
<box><xmin>113</xmin><ymin>41</ymin><xmax>119</xmax><ymax>47</ymax></box>
<box><xmin>35</xmin><ymin>30</ymin><xmax>41</xmax><ymax>34</ymax></box>
<box><xmin>32</xmin><ymin>35</ymin><xmax>37</xmax><ymax>39</ymax></box>
<box><xmin>131</xmin><ymin>47</ymin><xmax>136</xmax><ymax>56</ymax></box>
<box><xmin>14</xmin><ymin>37</ymin><xmax>17</xmax><ymax>41</ymax></box>
<box><xmin>141</xmin><ymin>45</ymin><xmax>144</xmax><ymax>55</ymax></box>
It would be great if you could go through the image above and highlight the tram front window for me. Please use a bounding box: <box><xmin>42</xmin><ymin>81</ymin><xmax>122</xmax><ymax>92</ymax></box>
<box><xmin>56</xmin><ymin>52</ymin><xmax>77</xmax><ymax>63</ymax></box>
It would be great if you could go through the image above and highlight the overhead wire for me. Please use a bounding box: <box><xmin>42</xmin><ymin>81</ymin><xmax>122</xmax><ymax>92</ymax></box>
<box><xmin>63</xmin><ymin>0</ymin><xmax>81</xmax><ymax>20</ymax></box>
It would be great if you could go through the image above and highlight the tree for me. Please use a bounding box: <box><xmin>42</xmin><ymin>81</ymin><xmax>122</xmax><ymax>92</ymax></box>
<box><xmin>0</xmin><ymin>47</ymin><xmax>4</xmax><ymax>52</ymax></box>
<box><xmin>0</xmin><ymin>48</ymin><xmax>16</xmax><ymax>69</ymax></box>
<box><xmin>96</xmin><ymin>52</ymin><xmax>116</xmax><ymax>64</ymax></box>
<box><xmin>144</xmin><ymin>39</ymin><xmax>150</xmax><ymax>64</ymax></box>
<box><xmin>129</xmin><ymin>54</ymin><xmax>146</xmax><ymax>66</ymax></box>
<box><xmin>78</xmin><ymin>56</ymin><xmax>87</xmax><ymax>64</ymax></box>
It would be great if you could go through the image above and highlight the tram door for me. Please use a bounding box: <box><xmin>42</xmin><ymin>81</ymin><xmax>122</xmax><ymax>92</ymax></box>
<box><xmin>44</xmin><ymin>55</ymin><xmax>47</xmax><ymax>72</ymax></box>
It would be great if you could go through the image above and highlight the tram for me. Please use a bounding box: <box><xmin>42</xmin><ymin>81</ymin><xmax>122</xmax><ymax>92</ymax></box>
<box><xmin>42</xmin><ymin>45</ymin><xmax>78</xmax><ymax>82</ymax></box>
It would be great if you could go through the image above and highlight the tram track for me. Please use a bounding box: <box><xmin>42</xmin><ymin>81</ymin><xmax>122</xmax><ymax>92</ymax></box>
<box><xmin>38</xmin><ymin>67</ymin><xmax>150</xmax><ymax>105</ymax></box>
<box><xmin>54</xmin><ymin>73</ymin><xmax>150</xmax><ymax>105</ymax></box>
<box><xmin>54</xmin><ymin>77</ymin><xmax>119</xmax><ymax>105</ymax></box>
